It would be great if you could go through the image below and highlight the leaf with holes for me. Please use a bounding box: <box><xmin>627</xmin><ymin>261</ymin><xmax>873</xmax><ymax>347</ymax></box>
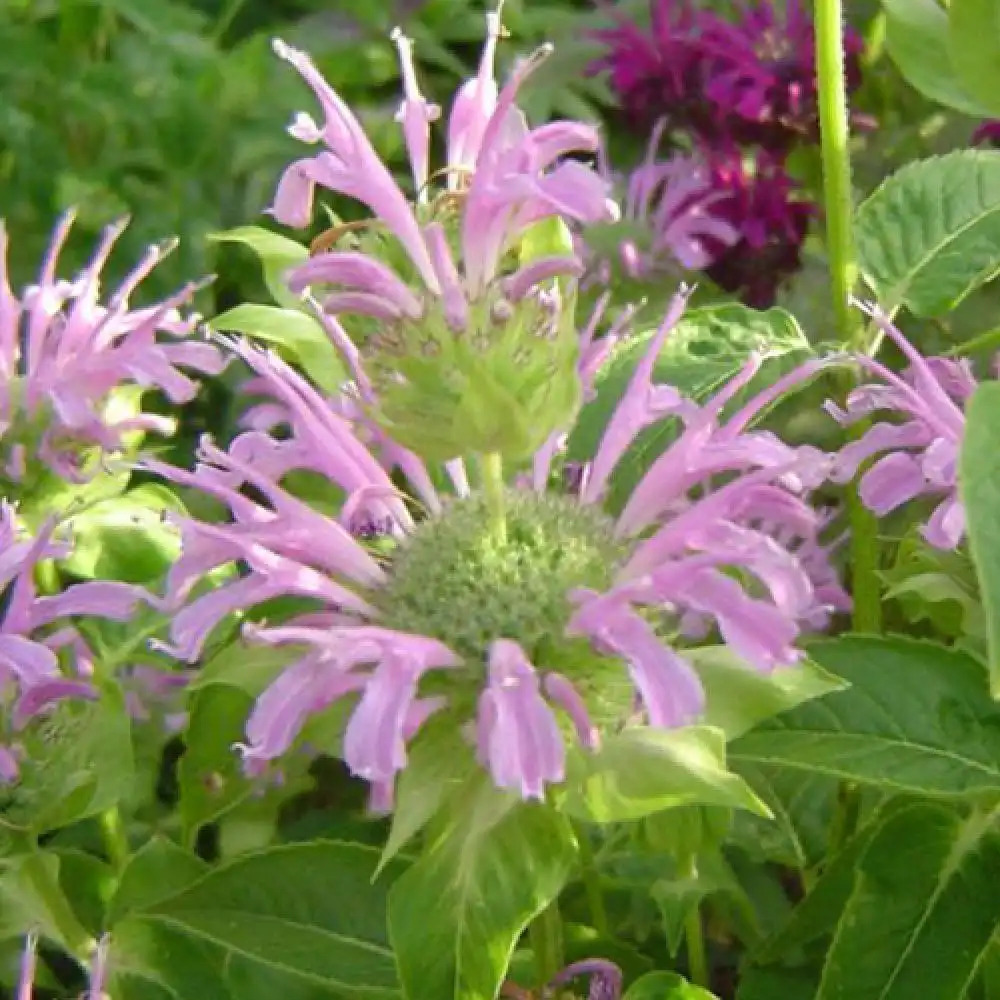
<box><xmin>856</xmin><ymin>151</ymin><xmax>1000</xmax><ymax>316</ymax></box>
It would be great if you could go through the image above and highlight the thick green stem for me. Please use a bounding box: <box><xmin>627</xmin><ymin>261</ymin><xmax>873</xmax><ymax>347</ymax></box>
<box><xmin>576</xmin><ymin>826</ymin><xmax>610</xmax><ymax>938</ymax></box>
<box><xmin>815</xmin><ymin>0</ymin><xmax>860</xmax><ymax>351</ymax></box>
<box><xmin>99</xmin><ymin>807</ymin><xmax>130</xmax><ymax>874</ymax></box>
<box><xmin>683</xmin><ymin>860</ymin><xmax>709</xmax><ymax>989</ymax></box>
<box><xmin>827</xmin><ymin>781</ymin><xmax>862</xmax><ymax>856</ymax></box>
<box><xmin>480</xmin><ymin>452</ymin><xmax>507</xmax><ymax>545</ymax></box>
<box><xmin>529</xmin><ymin>901</ymin><xmax>564</xmax><ymax>989</ymax></box>
<box><xmin>816</xmin><ymin>0</ymin><xmax>883</xmax><ymax>632</ymax></box>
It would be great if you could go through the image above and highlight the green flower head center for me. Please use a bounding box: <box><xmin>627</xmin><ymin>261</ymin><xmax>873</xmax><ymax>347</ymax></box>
<box><xmin>377</xmin><ymin>491</ymin><xmax>624</xmax><ymax>665</ymax></box>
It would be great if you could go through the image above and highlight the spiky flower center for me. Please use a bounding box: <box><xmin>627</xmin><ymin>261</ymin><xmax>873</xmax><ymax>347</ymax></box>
<box><xmin>377</xmin><ymin>491</ymin><xmax>624</xmax><ymax>665</ymax></box>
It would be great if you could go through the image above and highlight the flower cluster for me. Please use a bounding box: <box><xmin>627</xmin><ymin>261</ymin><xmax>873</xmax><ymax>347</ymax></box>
<box><xmin>0</xmin><ymin>503</ymin><xmax>146</xmax><ymax>782</ymax></box>
<box><xmin>588</xmin><ymin>0</ymin><xmax>864</xmax><ymax>305</ymax></box>
<box><xmin>0</xmin><ymin>212</ymin><xmax>224</xmax><ymax>495</ymax></box>
<box><xmin>828</xmin><ymin>303</ymin><xmax>972</xmax><ymax>549</ymax></box>
<box><xmin>153</xmin><ymin>285</ymin><xmax>844</xmax><ymax>806</ymax></box>
<box><xmin>268</xmin><ymin>19</ymin><xmax>612</xmax><ymax>461</ymax></box>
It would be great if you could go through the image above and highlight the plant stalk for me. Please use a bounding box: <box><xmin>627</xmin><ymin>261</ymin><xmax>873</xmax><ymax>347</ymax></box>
<box><xmin>576</xmin><ymin>825</ymin><xmax>610</xmax><ymax>938</ymax></box>
<box><xmin>684</xmin><ymin>901</ymin><xmax>709</xmax><ymax>989</ymax></box>
<box><xmin>99</xmin><ymin>807</ymin><xmax>130</xmax><ymax>874</ymax></box>
<box><xmin>816</xmin><ymin>0</ymin><xmax>883</xmax><ymax>632</ymax></box>
<box><xmin>480</xmin><ymin>452</ymin><xmax>507</xmax><ymax>545</ymax></box>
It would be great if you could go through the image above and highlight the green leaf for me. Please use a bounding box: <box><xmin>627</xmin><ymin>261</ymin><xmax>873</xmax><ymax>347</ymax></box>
<box><xmin>2</xmin><ymin>685</ymin><xmax>135</xmax><ymax>834</ymax></box>
<box><xmin>559</xmin><ymin>726</ymin><xmax>770</xmax><ymax>823</ymax></box>
<box><xmin>388</xmin><ymin>782</ymin><xmax>576</xmax><ymax>1000</ymax></box>
<box><xmin>624</xmin><ymin>971</ymin><xmax>719</xmax><ymax>999</ymax></box>
<box><xmin>53</xmin><ymin>849</ymin><xmax>115</xmax><ymax>936</ymax></box>
<box><xmin>210</xmin><ymin>303</ymin><xmax>346</xmax><ymax>395</ymax></box>
<box><xmin>737</xmin><ymin>966</ymin><xmax>818</xmax><ymax>1000</ymax></box>
<box><xmin>731</xmin><ymin>635</ymin><xmax>1000</xmax><ymax>799</ymax></box>
<box><xmin>688</xmin><ymin>648</ymin><xmax>846</xmax><ymax>742</ymax></box>
<box><xmin>621</xmin><ymin>967</ymin><xmax>713</xmax><ymax>1000</ymax></box>
<box><xmin>62</xmin><ymin>485</ymin><xmax>182</xmax><ymax>583</ymax></box>
<box><xmin>208</xmin><ymin>226</ymin><xmax>308</xmax><ymax>309</ymax></box>
<box><xmin>949</xmin><ymin>0</ymin><xmax>1000</xmax><ymax>115</ymax></box>
<box><xmin>0</xmin><ymin>852</ymin><xmax>93</xmax><ymax>955</ymax></box>
<box><xmin>729</xmin><ymin>765</ymin><xmax>835</xmax><ymax>871</ymax></box>
<box><xmin>376</xmin><ymin>723</ymin><xmax>475</xmax><ymax>878</ymax></box>
<box><xmin>816</xmin><ymin>801</ymin><xmax>1000</xmax><ymax>1000</ymax></box>
<box><xmin>177</xmin><ymin>683</ymin><xmax>256</xmax><ymax>847</ymax></box>
<box><xmin>135</xmin><ymin>842</ymin><xmax>404</xmax><ymax>996</ymax></box>
<box><xmin>755</xmin><ymin>811</ymin><xmax>887</xmax><ymax>962</ymax></box>
<box><xmin>566</xmin><ymin>304</ymin><xmax>813</xmax><ymax>512</ymax></box>
<box><xmin>961</xmin><ymin>381</ymin><xmax>1000</xmax><ymax>697</ymax></box>
<box><xmin>856</xmin><ymin>151</ymin><xmax>1000</xmax><ymax>317</ymax></box>
<box><xmin>112</xmin><ymin>920</ymin><xmax>234</xmax><ymax>1000</ymax></box>
<box><xmin>108</xmin><ymin>837</ymin><xmax>208</xmax><ymax>925</ymax></box>
<box><xmin>883</xmin><ymin>0</ymin><xmax>991</xmax><ymax>115</ymax></box>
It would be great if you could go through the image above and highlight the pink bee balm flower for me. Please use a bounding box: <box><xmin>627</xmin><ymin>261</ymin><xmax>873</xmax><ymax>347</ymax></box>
<box><xmin>268</xmin><ymin>12</ymin><xmax>613</xmax><ymax>461</ymax></box>
<box><xmin>154</xmin><ymin>286</ymin><xmax>843</xmax><ymax>807</ymax></box>
<box><xmin>828</xmin><ymin>303</ymin><xmax>972</xmax><ymax>549</ymax></box>
<box><xmin>0</xmin><ymin>212</ymin><xmax>226</xmax><ymax>488</ymax></box>
<box><xmin>0</xmin><ymin>503</ymin><xmax>148</xmax><ymax>782</ymax></box>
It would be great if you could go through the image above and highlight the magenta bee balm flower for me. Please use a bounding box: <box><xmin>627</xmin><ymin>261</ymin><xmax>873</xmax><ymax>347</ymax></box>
<box><xmin>829</xmin><ymin>303</ymin><xmax>971</xmax><ymax>549</ymax></box>
<box><xmin>269</xmin><ymin>10</ymin><xmax>613</xmax><ymax>463</ymax></box>
<box><xmin>0</xmin><ymin>212</ymin><xmax>225</xmax><ymax>492</ymax></box>
<box><xmin>153</xmin><ymin>286</ymin><xmax>842</xmax><ymax>806</ymax></box>
<box><xmin>0</xmin><ymin>504</ymin><xmax>147</xmax><ymax>782</ymax></box>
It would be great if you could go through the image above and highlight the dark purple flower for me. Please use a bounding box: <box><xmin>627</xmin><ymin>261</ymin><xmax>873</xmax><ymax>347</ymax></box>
<box><xmin>700</xmin><ymin>146</ymin><xmax>815</xmax><ymax>307</ymax></box>
<box><xmin>972</xmin><ymin>121</ymin><xmax>1000</xmax><ymax>146</ymax></box>
<box><xmin>590</xmin><ymin>0</ymin><xmax>864</xmax><ymax>152</ymax></box>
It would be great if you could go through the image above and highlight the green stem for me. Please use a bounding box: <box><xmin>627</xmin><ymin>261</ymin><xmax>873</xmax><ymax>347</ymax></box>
<box><xmin>576</xmin><ymin>826</ymin><xmax>609</xmax><ymax>937</ymax></box>
<box><xmin>815</xmin><ymin>0</ymin><xmax>860</xmax><ymax>350</ymax></box>
<box><xmin>480</xmin><ymin>452</ymin><xmax>507</xmax><ymax>545</ymax></box>
<box><xmin>99</xmin><ymin>807</ymin><xmax>130</xmax><ymax>874</ymax></box>
<box><xmin>817</xmin><ymin>0</ymin><xmax>883</xmax><ymax>632</ymax></box>
<box><xmin>683</xmin><ymin>866</ymin><xmax>709</xmax><ymax>989</ymax></box>
<box><xmin>529</xmin><ymin>901</ymin><xmax>564</xmax><ymax>989</ymax></box>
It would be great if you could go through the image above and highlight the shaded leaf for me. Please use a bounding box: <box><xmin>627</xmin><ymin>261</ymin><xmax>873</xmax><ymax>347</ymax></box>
<box><xmin>949</xmin><ymin>0</ymin><xmax>1000</xmax><ymax>116</ymax></box>
<box><xmin>817</xmin><ymin>802</ymin><xmax>1000</xmax><ymax>1000</ymax></box>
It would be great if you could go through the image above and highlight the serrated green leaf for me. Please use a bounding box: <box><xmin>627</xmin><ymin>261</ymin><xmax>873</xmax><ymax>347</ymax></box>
<box><xmin>567</xmin><ymin>304</ymin><xmax>813</xmax><ymax>513</ymax></box>
<box><xmin>731</xmin><ymin>636</ymin><xmax>1000</xmax><ymax>798</ymax></box>
<box><xmin>949</xmin><ymin>0</ymin><xmax>1000</xmax><ymax>115</ymax></box>
<box><xmin>689</xmin><ymin>648</ymin><xmax>846</xmax><ymax>742</ymax></box>
<box><xmin>139</xmin><ymin>842</ymin><xmax>404</xmax><ymax>996</ymax></box>
<box><xmin>560</xmin><ymin>726</ymin><xmax>770</xmax><ymax>823</ymax></box>
<box><xmin>816</xmin><ymin>802</ymin><xmax>1000</xmax><ymax>1000</ymax></box>
<box><xmin>856</xmin><ymin>151</ymin><xmax>1000</xmax><ymax>316</ymax></box>
<box><xmin>883</xmin><ymin>0</ymin><xmax>991</xmax><ymax>115</ymax></box>
<box><xmin>961</xmin><ymin>381</ymin><xmax>1000</xmax><ymax>696</ymax></box>
<box><xmin>388</xmin><ymin>782</ymin><xmax>576</xmax><ymax>1000</ymax></box>
<box><xmin>210</xmin><ymin>303</ymin><xmax>346</xmax><ymax>395</ymax></box>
